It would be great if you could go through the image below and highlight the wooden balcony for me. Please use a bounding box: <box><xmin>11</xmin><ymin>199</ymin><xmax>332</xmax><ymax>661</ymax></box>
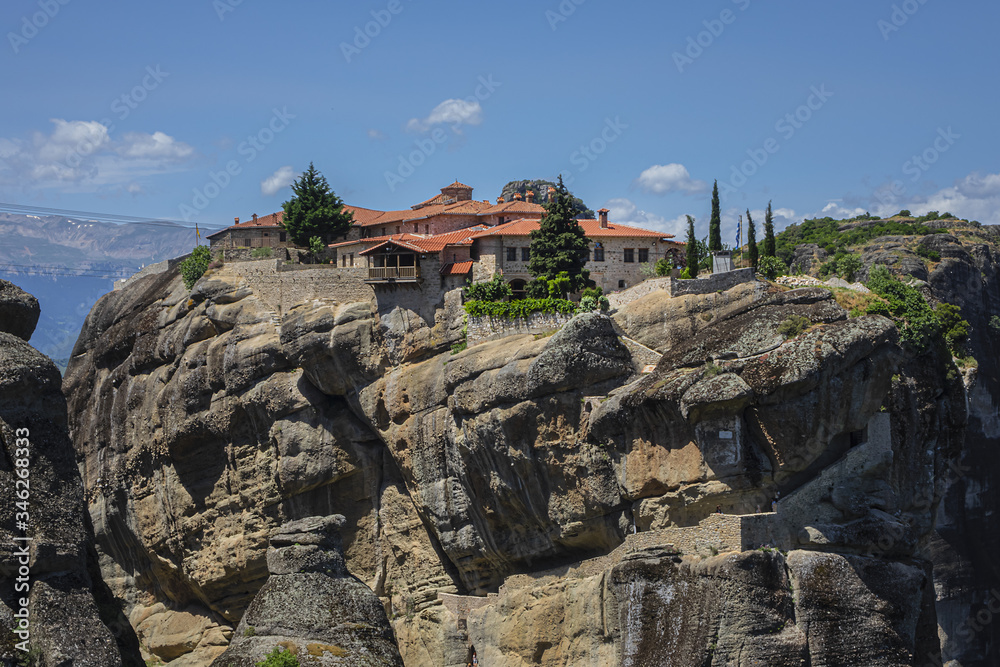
<box><xmin>366</xmin><ymin>266</ymin><xmax>420</xmax><ymax>282</ymax></box>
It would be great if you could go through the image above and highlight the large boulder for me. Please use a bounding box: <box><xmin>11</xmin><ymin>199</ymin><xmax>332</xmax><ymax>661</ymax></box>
<box><xmin>0</xmin><ymin>279</ymin><xmax>40</xmax><ymax>341</ymax></box>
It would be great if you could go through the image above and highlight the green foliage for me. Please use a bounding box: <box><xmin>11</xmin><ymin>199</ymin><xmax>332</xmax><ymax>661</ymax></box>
<box><xmin>256</xmin><ymin>646</ymin><xmax>300</xmax><ymax>667</ymax></box>
<box><xmin>708</xmin><ymin>180</ymin><xmax>722</xmax><ymax>252</ymax></box>
<box><xmin>251</xmin><ymin>246</ymin><xmax>273</xmax><ymax>259</ymax></box>
<box><xmin>308</xmin><ymin>236</ymin><xmax>325</xmax><ymax>256</ymax></box>
<box><xmin>916</xmin><ymin>245</ymin><xmax>941</xmax><ymax>262</ymax></box>
<box><xmin>464</xmin><ymin>297</ymin><xmax>577</xmax><ymax>319</ymax></box>
<box><xmin>581</xmin><ymin>286</ymin><xmax>603</xmax><ymax>300</ymax></box>
<box><xmin>685</xmin><ymin>215</ymin><xmax>699</xmax><ymax>279</ymax></box>
<box><xmin>990</xmin><ymin>315</ymin><xmax>1000</xmax><ymax>334</ymax></box>
<box><xmin>897</xmin><ymin>209</ymin><xmax>912</xmax><ymax>217</ymax></box>
<box><xmin>679</xmin><ymin>267</ymin><xmax>692</xmax><ymax>279</ymax></box>
<box><xmin>578</xmin><ymin>294</ymin><xmax>610</xmax><ymax>312</ymax></box>
<box><xmin>527</xmin><ymin>176</ymin><xmax>593</xmax><ymax>293</ymax></box>
<box><xmin>464</xmin><ymin>274</ymin><xmax>512</xmax><ymax>302</ymax></box>
<box><xmin>545</xmin><ymin>272</ymin><xmax>572</xmax><ymax>299</ymax></box>
<box><xmin>703</xmin><ymin>362</ymin><xmax>723</xmax><ymax>378</ymax></box>
<box><xmin>820</xmin><ymin>253</ymin><xmax>862</xmax><ymax>282</ymax></box>
<box><xmin>281</xmin><ymin>162</ymin><xmax>354</xmax><ymax>246</ymax></box>
<box><xmin>655</xmin><ymin>258</ymin><xmax>672</xmax><ymax>276</ymax></box>
<box><xmin>451</xmin><ymin>340</ymin><xmax>468</xmax><ymax>354</ymax></box>
<box><xmin>763</xmin><ymin>201</ymin><xmax>776</xmax><ymax>258</ymax></box>
<box><xmin>864</xmin><ymin>265</ymin><xmax>967</xmax><ymax>354</ymax></box>
<box><xmin>777</xmin><ymin>315</ymin><xmax>811</xmax><ymax>338</ymax></box>
<box><xmin>746</xmin><ymin>210</ymin><xmax>758</xmax><ymax>269</ymax></box>
<box><xmin>243</xmin><ymin>626</ymin><xmax>256</xmax><ymax>637</ymax></box>
<box><xmin>756</xmin><ymin>255</ymin><xmax>787</xmax><ymax>280</ymax></box>
<box><xmin>775</xmin><ymin>216</ymin><xmax>948</xmax><ymax>266</ymax></box>
<box><xmin>179</xmin><ymin>245</ymin><xmax>212</xmax><ymax>290</ymax></box>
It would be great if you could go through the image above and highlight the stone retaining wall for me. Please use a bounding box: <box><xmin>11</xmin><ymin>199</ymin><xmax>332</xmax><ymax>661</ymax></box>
<box><xmin>225</xmin><ymin>260</ymin><xmax>374</xmax><ymax>314</ymax></box>
<box><xmin>466</xmin><ymin>311</ymin><xmax>574</xmax><ymax>346</ymax></box>
<box><xmin>606</xmin><ymin>269</ymin><xmax>758</xmax><ymax>310</ymax></box>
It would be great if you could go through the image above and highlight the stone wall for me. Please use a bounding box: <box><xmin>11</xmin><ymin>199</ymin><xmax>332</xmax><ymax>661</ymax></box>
<box><xmin>224</xmin><ymin>260</ymin><xmax>375</xmax><ymax>314</ymax></box>
<box><xmin>607</xmin><ymin>277</ymin><xmax>672</xmax><ymax>310</ymax></box>
<box><xmin>670</xmin><ymin>268</ymin><xmax>757</xmax><ymax>297</ymax></box>
<box><xmin>113</xmin><ymin>258</ymin><xmax>179</xmax><ymax>291</ymax></box>
<box><xmin>466</xmin><ymin>311</ymin><xmax>574</xmax><ymax>346</ymax></box>
<box><xmin>651</xmin><ymin>513</ymin><xmax>781</xmax><ymax>557</ymax></box>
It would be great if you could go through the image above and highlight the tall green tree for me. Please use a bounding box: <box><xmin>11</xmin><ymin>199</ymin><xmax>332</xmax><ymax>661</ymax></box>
<box><xmin>527</xmin><ymin>175</ymin><xmax>593</xmax><ymax>295</ymax></box>
<box><xmin>281</xmin><ymin>163</ymin><xmax>354</xmax><ymax>246</ymax></box>
<box><xmin>746</xmin><ymin>210</ymin><xmax>758</xmax><ymax>269</ymax></box>
<box><xmin>685</xmin><ymin>215</ymin><xmax>699</xmax><ymax>279</ymax></box>
<box><xmin>708</xmin><ymin>180</ymin><xmax>722</xmax><ymax>253</ymax></box>
<box><xmin>763</xmin><ymin>200</ymin><xmax>776</xmax><ymax>258</ymax></box>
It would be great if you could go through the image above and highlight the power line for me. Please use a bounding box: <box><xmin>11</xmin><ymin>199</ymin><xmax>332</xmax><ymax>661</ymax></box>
<box><xmin>0</xmin><ymin>201</ymin><xmax>225</xmax><ymax>230</ymax></box>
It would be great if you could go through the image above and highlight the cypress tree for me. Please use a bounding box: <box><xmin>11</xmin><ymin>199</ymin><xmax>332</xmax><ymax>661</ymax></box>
<box><xmin>685</xmin><ymin>215</ymin><xmax>699</xmax><ymax>279</ymax></box>
<box><xmin>708</xmin><ymin>180</ymin><xmax>722</xmax><ymax>253</ymax></box>
<box><xmin>282</xmin><ymin>163</ymin><xmax>354</xmax><ymax>246</ymax></box>
<box><xmin>763</xmin><ymin>200</ymin><xmax>776</xmax><ymax>258</ymax></box>
<box><xmin>746</xmin><ymin>209</ymin><xmax>758</xmax><ymax>269</ymax></box>
<box><xmin>527</xmin><ymin>175</ymin><xmax>592</xmax><ymax>295</ymax></box>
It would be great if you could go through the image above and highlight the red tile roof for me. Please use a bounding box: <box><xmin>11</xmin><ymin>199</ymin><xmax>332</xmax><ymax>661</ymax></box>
<box><xmin>344</xmin><ymin>205</ymin><xmax>386</xmax><ymax>225</ymax></box>
<box><xmin>359</xmin><ymin>200</ymin><xmax>491</xmax><ymax>226</ymax></box>
<box><xmin>440</xmin><ymin>261</ymin><xmax>474</xmax><ymax>276</ymax></box>
<box><xmin>208</xmin><ymin>205</ymin><xmax>384</xmax><ymax>238</ymax></box>
<box><xmin>470</xmin><ymin>218</ymin><xmax>676</xmax><ymax>240</ymax></box>
<box><xmin>478</xmin><ymin>200</ymin><xmax>546</xmax><ymax>217</ymax></box>
<box><xmin>341</xmin><ymin>226</ymin><xmax>488</xmax><ymax>255</ymax></box>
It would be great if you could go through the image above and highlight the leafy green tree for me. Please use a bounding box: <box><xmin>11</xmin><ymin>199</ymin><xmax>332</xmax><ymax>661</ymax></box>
<box><xmin>756</xmin><ymin>255</ymin><xmax>787</xmax><ymax>280</ymax></box>
<box><xmin>281</xmin><ymin>163</ymin><xmax>354</xmax><ymax>246</ymax></box>
<box><xmin>836</xmin><ymin>254</ymin><xmax>862</xmax><ymax>282</ymax></box>
<box><xmin>527</xmin><ymin>175</ymin><xmax>593</xmax><ymax>295</ymax></box>
<box><xmin>307</xmin><ymin>236</ymin><xmax>325</xmax><ymax>263</ymax></box>
<box><xmin>746</xmin><ymin>210</ymin><xmax>758</xmax><ymax>269</ymax></box>
<box><xmin>685</xmin><ymin>215</ymin><xmax>699</xmax><ymax>279</ymax></box>
<box><xmin>464</xmin><ymin>274</ymin><xmax>512</xmax><ymax>302</ymax></box>
<box><xmin>763</xmin><ymin>200</ymin><xmax>776</xmax><ymax>258</ymax></box>
<box><xmin>935</xmin><ymin>302</ymin><xmax>969</xmax><ymax>352</ymax></box>
<box><xmin>708</xmin><ymin>180</ymin><xmax>722</xmax><ymax>252</ymax></box>
<box><xmin>179</xmin><ymin>245</ymin><xmax>212</xmax><ymax>290</ymax></box>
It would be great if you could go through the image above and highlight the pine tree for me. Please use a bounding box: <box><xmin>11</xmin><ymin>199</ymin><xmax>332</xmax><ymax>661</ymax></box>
<box><xmin>746</xmin><ymin>209</ymin><xmax>758</xmax><ymax>269</ymax></box>
<box><xmin>708</xmin><ymin>180</ymin><xmax>722</xmax><ymax>253</ymax></box>
<box><xmin>763</xmin><ymin>200</ymin><xmax>776</xmax><ymax>258</ymax></box>
<box><xmin>527</xmin><ymin>175</ymin><xmax>593</xmax><ymax>295</ymax></box>
<box><xmin>281</xmin><ymin>163</ymin><xmax>354</xmax><ymax>246</ymax></box>
<box><xmin>685</xmin><ymin>215</ymin><xmax>699</xmax><ymax>279</ymax></box>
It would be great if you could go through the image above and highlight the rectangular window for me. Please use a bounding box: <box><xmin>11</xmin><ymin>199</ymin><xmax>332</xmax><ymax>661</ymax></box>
<box><xmin>593</xmin><ymin>246</ymin><xmax>605</xmax><ymax>262</ymax></box>
<box><xmin>506</xmin><ymin>247</ymin><xmax>517</xmax><ymax>262</ymax></box>
<box><xmin>349</xmin><ymin>253</ymin><xmax>354</xmax><ymax>267</ymax></box>
<box><xmin>638</xmin><ymin>248</ymin><xmax>649</xmax><ymax>263</ymax></box>
<box><xmin>521</xmin><ymin>247</ymin><xmax>530</xmax><ymax>262</ymax></box>
<box><xmin>279</xmin><ymin>232</ymin><xmax>286</xmax><ymax>242</ymax></box>
<box><xmin>624</xmin><ymin>248</ymin><xmax>635</xmax><ymax>263</ymax></box>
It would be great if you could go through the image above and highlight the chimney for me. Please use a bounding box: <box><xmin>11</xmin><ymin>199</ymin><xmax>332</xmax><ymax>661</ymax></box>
<box><xmin>252</xmin><ymin>213</ymin><xmax>258</xmax><ymax>223</ymax></box>
<box><xmin>513</xmin><ymin>193</ymin><xmax>523</xmax><ymax>201</ymax></box>
<box><xmin>547</xmin><ymin>186</ymin><xmax>556</xmax><ymax>199</ymax></box>
<box><xmin>497</xmin><ymin>196</ymin><xmax>505</xmax><ymax>204</ymax></box>
<box><xmin>234</xmin><ymin>217</ymin><xmax>239</xmax><ymax>224</ymax></box>
<box><xmin>525</xmin><ymin>190</ymin><xmax>535</xmax><ymax>203</ymax></box>
<box><xmin>598</xmin><ymin>208</ymin><xmax>609</xmax><ymax>229</ymax></box>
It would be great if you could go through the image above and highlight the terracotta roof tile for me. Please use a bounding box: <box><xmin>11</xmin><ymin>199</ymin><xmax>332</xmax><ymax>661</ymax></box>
<box><xmin>440</xmin><ymin>261</ymin><xmax>474</xmax><ymax>276</ymax></box>
<box><xmin>478</xmin><ymin>200</ymin><xmax>546</xmax><ymax>216</ymax></box>
<box><xmin>470</xmin><ymin>218</ymin><xmax>676</xmax><ymax>240</ymax></box>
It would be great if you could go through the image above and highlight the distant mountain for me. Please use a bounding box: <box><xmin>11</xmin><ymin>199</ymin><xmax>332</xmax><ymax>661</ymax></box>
<box><xmin>499</xmin><ymin>179</ymin><xmax>596</xmax><ymax>219</ymax></box>
<box><xmin>0</xmin><ymin>214</ymin><xmax>218</xmax><ymax>369</ymax></box>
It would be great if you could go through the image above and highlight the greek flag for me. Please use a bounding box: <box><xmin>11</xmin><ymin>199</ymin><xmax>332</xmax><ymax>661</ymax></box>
<box><xmin>735</xmin><ymin>218</ymin><xmax>741</xmax><ymax>247</ymax></box>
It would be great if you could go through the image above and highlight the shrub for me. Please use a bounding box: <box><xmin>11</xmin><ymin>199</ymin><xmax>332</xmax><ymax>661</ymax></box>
<box><xmin>991</xmin><ymin>315</ymin><xmax>1000</xmax><ymax>334</ymax></box>
<box><xmin>581</xmin><ymin>286</ymin><xmax>603</xmax><ymax>300</ymax></box>
<box><xmin>179</xmin><ymin>246</ymin><xmax>212</xmax><ymax>290</ymax></box>
<box><xmin>777</xmin><ymin>315</ymin><xmax>811</xmax><ymax>339</ymax></box>
<box><xmin>897</xmin><ymin>210</ymin><xmax>912</xmax><ymax>217</ymax></box>
<box><xmin>464</xmin><ymin>274</ymin><xmax>512</xmax><ymax>302</ymax></box>
<box><xmin>836</xmin><ymin>254</ymin><xmax>862</xmax><ymax>282</ymax></box>
<box><xmin>251</xmin><ymin>246</ymin><xmax>273</xmax><ymax>259</ymax></box>
<box><xmin>864</xmin><ymin>265</ymin><xmax>967</xmax><ymax>354</ymax></box>
<box><xmin>679</xmin><ymin>267</ymin><xmax>693</xmax><ymax>280</ymax></box>
<box><xmin>935</xmin><ymin>302</ymin><xmax>969</xmax><ymax>351</ymax></box>
<box><xmin>256</xmin><ymin>647</ymin><xmax>299</xmax><ymax>667</ymax></box>
<box><xmin>655</xmin><ymin>258</ymin><xmax>672</xmax><ymax>276</ymax></box>
<box><xmin>916</xmin><ymin>245</ymin><xmax>941</xmax><ymax>262</ymax></box>
<box><xmin>578</xmin><ymin>295</ymin><xmax>598</xmax><ymax>312</ymax></box>
<box><xmin>756</xmin><ymin>255</ymin><xmax>787</xmax><ymax>280</ymax></box>
<box><xmin>464</xmin><ymin>297</ymin><xmax>577</xmax><ymax>319</ymax></box>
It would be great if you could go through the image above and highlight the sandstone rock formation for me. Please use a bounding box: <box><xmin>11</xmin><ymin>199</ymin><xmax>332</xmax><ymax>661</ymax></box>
<box><xmin>214</xmin><ymin>515</ymin><xmax>403</xmax><ymax>666</ymax></box>
<box><xmin>62</xmin><ymin>239</ymin><xmax>991</xmax><ymax>666</ymax></box>
<box><xmin>0</xmin><ymin>280</ymin><xmax>140</xmax><ymax>666</ymax></box>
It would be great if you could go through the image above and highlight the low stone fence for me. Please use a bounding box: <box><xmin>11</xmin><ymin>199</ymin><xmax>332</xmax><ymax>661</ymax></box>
<box><xmin>466</xmin><ymin>311</ymin><xmax>574</xmax><ymax>346</ymax></box>
<box><xmin>225</xmin><ymin>260</ymin><xmax>373</xmax><ymax>314</ymax></box>
<box><xmin>652</xmin><ymin>512</ymin><xmax>781</xmax><ymax>557</ymax></box>
<box><xmin>113</xmin><ymin>258</ymin><xmax>179</xmax><ymax>290</ymax></box>
<box><xmin>606</xmin><ymin>269</ymin><xmax>758</xmax><ymax>310</ymax></box>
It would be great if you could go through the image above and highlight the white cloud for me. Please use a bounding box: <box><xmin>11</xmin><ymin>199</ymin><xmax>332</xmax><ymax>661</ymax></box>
<box><xmin>406</xmin><ymin>99</ymin><xmax>483</xmax><ymax>133</ymax></box>
<box><xmin>635</xmin><ymin>163</ymin><xmax>707</xmax><ymax>195</ymax></box>
<box><xmin>367</xmin><ymin>128</ymin><xmax>386</xmax><ymax>140</ymax></box>
<box><xmin>261</xmin><ymin>165</ymin><xmax>295</xmax><ymax>196</ymax></box>
<box><xmin>604</xmin><ymin>198</ymin><xmax>688</xmax><ymax>238</ymax></box>
<box><xmin>0</xmin><ymin>119</ymin><xmax>196</xmax><ymax>190</ymax></box>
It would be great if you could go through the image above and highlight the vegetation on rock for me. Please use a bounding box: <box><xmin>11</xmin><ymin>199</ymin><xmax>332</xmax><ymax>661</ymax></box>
<box><xmin>499</xmin><ymin>179</ymin><xmax>595</xmax><ymax>219</ymax></box>
<box><xmin>255</xmin><ymin>646</ymin><xmax>299</xmax><ymax>667</ymax></box>
<box><xmin>777</xmin><ymin>315</ymin><xmax>812</xmax><ymax>338</ymax></box>
<box><xmin>775</xmin><ymin>217</ymin><xmax>947</xmax><ymax>266</ymax></box>
<box><xmin>527</xmin><ymin>176</ymin><xmax>594</xmax><ymax>296</ymax></box>
<box><xmin>464</xmin><ymin>274</ymin><xmax>512</xmax><ymax>302</ymax></box>
<box><xmin>756</xmin><ymin>255</ymin><xmax>787</xmax><ymax>280</ymax></box>
<box><xmin>179</xmin><ymin>245</ymin><xmax>212</xmax><ymax>289</ymax></box>
<box><xmin>281</xmin><ymin>163</ymin><xmax>354</xmax><ymax>246</ymax></box>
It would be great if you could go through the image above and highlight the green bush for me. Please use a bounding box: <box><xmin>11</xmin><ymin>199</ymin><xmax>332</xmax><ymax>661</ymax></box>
<box><xmin>251</xmin><ymin>247</ymin><xmax>273</xmax><ymax>259</ymax></box>
<box><xmin>256</xmin><ymin>647</ymin><xmax>299</xmax><ymax>667</ymax></box>
<box><xmin>581</xmin><ymin>286</ymin><xmax>603</xmax><ymax>300</ymax></box>
<box><xmin>679</xmin><ymin>267</ymin><xmax>693</xmax><ymax>279</ymax></box>
<box><xmin>777</xmin><ymin>315</ymin><xmax>811</xmax><ymax>338</ymax></box>
<box><xmin>935</xmin><ymin>302</ymin><xmax>969</xmax><ymax>350</ymax></box>
<box><xmin>578</xmin><ymin>295</ymin><xmax>598</xmax><ymax>312</ymax></box>
<box><xmin>756</xmin><ymin>255</ymin><xmax>787</xmax><ymax>280</ymax></box>
<box><xmin>464</xmin><ymin>297</ymin><xmax>577</xmax><ymax>319</ymax></box>
<box><xmin>774</xmin><ymin>216</ymin><xmax>949</xmax><ymax>266</ymax></box>
<box><xmin>897</xmin><ymin>210</ymin><xmax>912</xmax><ymax>217</ymax></box>
<box><xmin>655</xmin><ymin>258</ymin><xmax>672</xmax><ymax>276</ymax></box>
<box><xmin>991</xmin><ymin>315</ymin><xmax>1000</xmax><ymax>334</ymax></box>
<box><xmin>836</xmin><ymin>254</ymin><xmax>862</xmax><ymax>282</ymax></box>
<box><xmin>179</xmin><ymin>246</ymin><xmax>212</xmax><ymax>290</ymax></box>
<box><xmin>464</xmin><ymin>274</ymin><xmax>512</xmax><ymax>302</ymax></box>
<box><xmin>916</xmin><ymin>245</ymin><xmax>941</xmax><ymax>262</ymax></box>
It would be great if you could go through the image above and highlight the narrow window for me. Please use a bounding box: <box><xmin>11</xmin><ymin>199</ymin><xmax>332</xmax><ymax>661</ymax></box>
<box><xmin>624</xmin><ymin>248</ymin><xmax>635</xmax><ymax>263</ymax></box>
<box><xmin>279</xmin><ymin>232</ymin><xmax>286</xmax><ymax>242</ymax></box>
<box><xmin>521</xmin><ymin>247</ymin><xmax>530</xmax><ymax>261</ymax></box>
<box><xmin>619</xmin><ymin>280</ymin><xmax>626</xmax><ymax>288</ymax></box>
<box><xmin>349</xmin><ymin>253</ymin><xmax>354</xmax><ymax>267</ymax></box>
<box><xmin>593</xmin><ymin>245</ymin><xmax>605</xmax><ymax>262</ymax></box>
<box><xmin>506</xmin><ymin>247</ymin><xmax>517</xmax><ymax>262</ymax></box>
<box><xmin>638</xmin><ymin>248</ymin><xmax>649</xmax><ymax>263</ymax></box>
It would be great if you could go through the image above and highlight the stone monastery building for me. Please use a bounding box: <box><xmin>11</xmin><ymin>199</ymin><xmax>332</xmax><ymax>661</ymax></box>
<box><xmin>208</xmin><ymin>181</ymin><xmax>684</xmax><ymax>294</ymax></box>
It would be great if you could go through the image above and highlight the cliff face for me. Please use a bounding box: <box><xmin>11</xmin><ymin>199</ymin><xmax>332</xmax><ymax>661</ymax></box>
<box><xmin>0</xmin><ymin>280</ymin><xmax>141</xmax><ymax>666</ymax></box>
<box><xmin>61</xmin><ymin>233</ymin><xmax>996</xmax><ymax>666</ymax></box>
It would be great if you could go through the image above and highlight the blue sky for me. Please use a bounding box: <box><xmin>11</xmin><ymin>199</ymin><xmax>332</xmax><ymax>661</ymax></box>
<box><xmin>2</xmin><ymin>0</ymin><xmax>998</xmax><ymax>241</ymax></box>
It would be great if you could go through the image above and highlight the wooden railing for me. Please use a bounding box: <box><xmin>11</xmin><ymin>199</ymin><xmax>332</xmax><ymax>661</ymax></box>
<box><xmin>367</xmin><ymin>266</ymin><xmax>420</xmax><ymax>281</ymax></box>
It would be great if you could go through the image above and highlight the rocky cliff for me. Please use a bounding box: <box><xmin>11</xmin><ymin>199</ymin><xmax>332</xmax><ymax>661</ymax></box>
<box><xmin>60</xmin><ymin>226</ymin><xmax>1000</xmax><ymax>666</ymax></box>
